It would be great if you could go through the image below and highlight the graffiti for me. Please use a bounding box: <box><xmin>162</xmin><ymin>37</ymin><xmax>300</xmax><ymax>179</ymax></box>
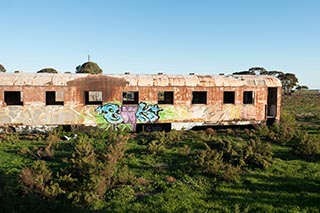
<box><xmin>96</xmin><ymin>102</ymin><xmax>162</xmax><ymax>130</ymax></box>
<box><xmin>96</xmin><ymin>103</ymin><xmax>123</xmax><ymax>124</ymax></box>
<box><xmin>120</xmin><ymin>105</ymin><xmax>138</xmax><ymax>131</ymax></box>
<box><xmin>120</xmin><ymin>106</ymin><xmax>137</xmax><ymax>123</ymax></box>
<box><xmin>136</xmin><ymin>102</ymin><xmax>162</xmax><ymax>123</ymax></box>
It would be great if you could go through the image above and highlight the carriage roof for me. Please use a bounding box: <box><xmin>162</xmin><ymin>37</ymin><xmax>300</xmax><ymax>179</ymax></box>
<box><xmin>0</xmin><ymin>73</ymin><xmax>281</xmax><ymax>87</ymax></box>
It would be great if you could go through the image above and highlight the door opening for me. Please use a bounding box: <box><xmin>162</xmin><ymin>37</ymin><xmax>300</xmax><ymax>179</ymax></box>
<box><xmin>266</xmin><ymin>87</ymin><xmax>278</xmax><ymax>124</ymax></box>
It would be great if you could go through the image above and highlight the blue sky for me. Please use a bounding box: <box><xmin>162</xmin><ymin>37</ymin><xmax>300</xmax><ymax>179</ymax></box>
<box><xmin>1</xmin><ymin>0</ymin><xmax>319</xmax><ymax>89</ymax></box>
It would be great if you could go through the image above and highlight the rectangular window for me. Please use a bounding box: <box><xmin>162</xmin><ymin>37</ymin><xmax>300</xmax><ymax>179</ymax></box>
<box><xmin>223</xmin><ymin>91</ymin><xmax>235</xmax><ymax>104</ymax></box>
<box><xmin>123</xmin><ymin>91</ymin><xmax>139</xmax><ymax>104</ymax></box>
<box><xmin>46</xmin><ymin>91</ymin><xmax>64</xmax><ymax>105</ymax></box>
<box><xmin>192</xmin><ymin>91</ymin><xmax>207</xmax><ymax>104</ymax></box>
<box><xmin>243</xmin><ymin>91</ymin><xmax>254</xmax><ymax>104</ymax></box>
<box><xmin>4</xmin><ymin>91</ymin><xmax>23</xmax><ymax>105</ymax></box>
<box><xmin>158</xmin><ymin>91</ymin><xmax>174</xmax><ymax>104</ymax></box>
<box><xmin>85</xmin><ymin>91</ymin><xmax>103</xmax><ymax>105</ymax></box>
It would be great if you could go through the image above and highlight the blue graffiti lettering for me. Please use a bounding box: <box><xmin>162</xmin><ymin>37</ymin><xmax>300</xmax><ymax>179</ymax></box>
<box><xmin>96</xmin><ymin>103</ymin><xmax>123</xmax><ymax>124</ymax></box>
<box><xmin>136</xmin><ymin>102</ymin><xmax>162</xmax><ymax>123</ymax></box>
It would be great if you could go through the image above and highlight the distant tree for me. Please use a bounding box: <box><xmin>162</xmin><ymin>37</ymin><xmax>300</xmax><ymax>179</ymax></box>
<box><xmin>233</xmin><ymin>67</ymin><xmax>300</xmax><ymax>95</ymax></box>
<box><xmin>296</xmin><ymin>85</ymin><xmax>309</xmax><ymax>90</ymax></box>
<box><xmin>0</xmin><ymin>64</ymin><xmax>6</xmax><ymax>72</ymax></box>
<box><xmin>248</xmin><ymin>67</ymin><xmax>268</xmax><ymax>75</ymax></box>
<box><xmin>37</xmin><ymin>68</ymin><xmax>58</xmax><ymax>73</ymax></box>
<box><xmin>278</xmin><ymin>73</ymin><xmax>299</xmax><ymax>95</ymax></box>
<box><xmin>267</xmin><ymin>70</ymin><xmax>284</xmax><ymax>78</ymax></box>
<box><xmin>232</xmin><ymin>70</ymin><xmax>254</xmax><ymax>75</ymax></box>
<box><xmin>265</xmin><ymin>71</ymin><xmax>299</xmax><ymax>95</ymax></box>
<box><xmin>75</xmin><ymin>61</ymin><xmax>103</xmax><ymax>74</ymax></box>
<box><xmin>233</xmin><ymin>67</ymin><xmax>268</xmax><ymax>75</ymax></box>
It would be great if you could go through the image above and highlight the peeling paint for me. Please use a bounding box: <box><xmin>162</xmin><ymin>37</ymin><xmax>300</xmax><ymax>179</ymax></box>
<box><xmin>0</xmin><ymin>73</ymin><xmax>281</xmax><ymax>131</ymax></box>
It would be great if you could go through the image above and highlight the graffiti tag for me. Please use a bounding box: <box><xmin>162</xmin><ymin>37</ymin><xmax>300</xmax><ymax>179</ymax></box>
<box><xmin>96</xmin><ymin>103</ymin><xmax>124</xmax><ymax>124</ymax></box>
<box><xmin>96</xmin><ymin>102</ymin><xmax>162</xmax><ymax>127</ymax></box>
<box><xmin>136</xmin><ymin>102</ymin><xmax>162</xmax><ymax>123</ymax></box>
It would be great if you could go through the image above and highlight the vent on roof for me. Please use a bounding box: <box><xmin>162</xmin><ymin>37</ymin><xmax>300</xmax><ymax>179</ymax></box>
<box><xmin>189</xmin><ymin>73</ymin><xmax>195</xmax><ymax>75</ymax></box>
<box><xmin>158</xmin><ymin>72</ymin><xmax>163</xmax><ymax>75</ymax></box>
<box><xmin>124</xmin><ymin>72</ymin><xmax>130</xmax><ymax>75</ymax></box>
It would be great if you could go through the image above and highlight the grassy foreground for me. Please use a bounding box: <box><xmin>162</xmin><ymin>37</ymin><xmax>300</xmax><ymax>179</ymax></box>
<box><xmin>0</xmin><ymin>94</ymin><xmax>319</xmax><ymax>212</ymax></box>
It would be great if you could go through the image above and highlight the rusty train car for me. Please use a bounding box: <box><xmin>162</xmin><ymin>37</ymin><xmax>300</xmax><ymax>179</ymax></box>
<box><xmin>0</xmin><ymin>73</ymin><xmax>281</xmax><ymax>132</ymax></box>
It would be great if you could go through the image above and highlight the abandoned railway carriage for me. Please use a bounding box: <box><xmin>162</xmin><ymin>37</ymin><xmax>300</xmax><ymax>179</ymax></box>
<box><xmin>0</xmin><ymin>73</ymin><xmax>281</xmax><ymax>132</ymax></box>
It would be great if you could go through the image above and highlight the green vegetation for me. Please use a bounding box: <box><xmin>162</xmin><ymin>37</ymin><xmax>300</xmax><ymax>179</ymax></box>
<box><xmin>37</xmin><ymin>68</ymin><xmax>59</xmax><ymax>73</ymax></box>
<box><xmin>0</xmin><ymin>94</ymin><xmax>319</xmax><ymax>212</ymax></box>
<box><xmin>76</xmin><ymin>61</ymin><xmax>103</xmax><ymax>74</ymax></box>
<box><xmin>0</xmin><ymin>64</ymin><xmax>6</xmax><ymax>72</ymax></box>
<box><xmin>233</xmin><ymin>67</ymin><xmax>300</xmax><ymax>95</ymax></box>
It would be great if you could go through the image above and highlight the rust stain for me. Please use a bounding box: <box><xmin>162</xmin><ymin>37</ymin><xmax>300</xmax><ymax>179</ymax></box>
<box><xmin>0</xmin><ymin>73</ymin><xmax>281</xmax><ymax>128</ymax></box>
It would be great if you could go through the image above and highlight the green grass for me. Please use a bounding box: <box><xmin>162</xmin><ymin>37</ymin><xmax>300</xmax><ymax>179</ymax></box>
<box><xmin>0</xmin><ymin>94</ymin><xmax>320</xmax><ymax>212</ymax></box>
<box><xmin>212</xmin><ymin>158</ymin><xmax>320</xmax><ymax>212</ymax></box>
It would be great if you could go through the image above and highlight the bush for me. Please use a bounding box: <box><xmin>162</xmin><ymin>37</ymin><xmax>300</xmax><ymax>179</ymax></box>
<box><xmin>243</xmin><ymin>139</ymin><xmax>273</xmax><ymax>169</ymax></box>
<box><xmin>20</xmin><ymin>160</ymin><xmax>63</xmax><ymax>198</ymax></box>
<box><xmin>147</xmin><ymin>140</ymin><xmax>166</xmax><ymax>154</ymax></box>
<box><xmin>257</xmin><ymin>109</ymin><xmax>298</xmax><ymax>144</ymax></box>
<box><xmin>195</xmin><ymin>143</ymin><xmax>241</xmax><ymax>182</ymax></box>
<box><xmin>19</xmin><ymin>132</ymin><xmax>130</xmax><ymax>210</ymax></box>
<box><xmin>195</xmin><ymin>135</ymin><xmax>273</xmax><ymax>182</ymax></box>
<box><xmin>60</xmin><ymin>133</ymin><xmax>129</xmax><ymax>209</ymax></box>
<box><xmin>291</xmin><ymin>131</ymin><xmax>320</xmax><ymax>161</ymax></box>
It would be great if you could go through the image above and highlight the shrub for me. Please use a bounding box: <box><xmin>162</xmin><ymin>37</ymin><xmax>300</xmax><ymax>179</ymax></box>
<box><xmin>147</xmin><ymin>140</ymin><xmax>166</xmax><ymax>154</ymax></box>
<box><xmin>205</xmin><ymin>128</ymin><xmax>216</xmax><ymax>135</ymax></box>
<box><xmin>114</xmin><ymin>165</ymin><xmax>135</xmax><ymax>185</ymax></box>
<box><xmin>19</xmin><ymin>131</ymin><xmax>130</xmax><ymax>210</ymax></box>
<box><xmin>2</xmin><ymin>133</ymin><xmax>20</xmax><ymax>143</ymax></box>
<box><xmin>20</xmin><ymin>160</ymin><xmax>63</xmax><ymax>198</ymax></box>
<box><xmin>257</xmin><ymin>109</ymin><xmax>298</xmax><ymax>144</ymax></box>
<box><xmin>179</xmin><ymin>144</ymin><xmax>191</xmax><ymax>157</ymax></box>
<box><xmin>222</xmin><ymin>165</ymin><xmax>241</xmax><ymax>183</ymax></box>
<box><xmin>204</xmin><ymin>137</ymin><xmax>244</xmax><ymax>167</ymax></box>
<box><xmin>198</xmin><ymin>148</ymin><xmax>225</xmax><ymax>177</ymax></box>
<box><xmin>291</xmin><ymin>131</ymin><xmax>320</xmax><ymax>161</ymax></box>
<box><xmin>165</xmin><ymin>130</ymin><xmax>186</xmax><ymax>143</ymax></box>
<box><xmin>243</xmin><ymin>139</ymin><xmax>273</xmax><ymax>169</ymax></box>
<box><xmin>196</xmin><ymin>144</ymin><xmax>240</xmax><ymax>182</ymax></box>
<box><xmin>60</xmin><ymin>132</ymin><xmax>129</xmax><ymax>209</ymax></box>
<box><xmin>195</xmin><ymin>135</ymin><xmax>273</xmax><ymax>182</ymax></box>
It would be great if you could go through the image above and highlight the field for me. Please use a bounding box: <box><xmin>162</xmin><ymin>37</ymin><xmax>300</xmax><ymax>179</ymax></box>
<box><xmin>0</xmin><ymin>94</ymin><xmax>319</xmax><ymax>212</ymax></box>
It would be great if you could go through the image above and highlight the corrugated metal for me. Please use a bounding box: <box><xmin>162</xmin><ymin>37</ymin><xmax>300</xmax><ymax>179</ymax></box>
<box><xmin>0</xmin><ymin>73</ymin><xmax>282</xmax><ymax>87</ymax></box>
<box><xmin>0</xmin><ymin>73</ymin><xmax>85</xmax><ymax>86</ymax></box>
<box><xmin>0</xmin><ymin>73</ymin><xmax>282</xmax><ymax>128</ymax></box>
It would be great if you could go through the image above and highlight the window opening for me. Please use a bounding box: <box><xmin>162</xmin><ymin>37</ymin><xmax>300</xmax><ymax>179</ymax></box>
<box><xmin>243</xmin><ymin>91</ymin><xmax>254</xmax><ymax>104</ymax></box>
<box><xmin>46</xmin><ymin>91</ymin><xmax>64</xmax><ymax>105</ymax></box>
<box><xmin>85</xmin><ymin>91</ymin><xmax>103</xmax><ymax>105</ymax></box>
<box><xmin>4</xmin><ymin>91</ymin><xmax>23</xmax><ymax>105</ymax></box>
<box><xmin>223</xmin><ymin>91</ymin><xmax>235</xmax><ymax>104</ymax></box>
<box><xmin>192</xmin><ymin>91</ymin><xmax>207</xmax><ymax>104</ymax></box>
<box><xmin>158</xmin><ymin>91</ymin><xmax>174</xmax><ymax>104</ymax></box>
<box><xmin>123</xmin><ymin>91</ymin><xmax>139</xmax><ymax>104</ymax></box>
